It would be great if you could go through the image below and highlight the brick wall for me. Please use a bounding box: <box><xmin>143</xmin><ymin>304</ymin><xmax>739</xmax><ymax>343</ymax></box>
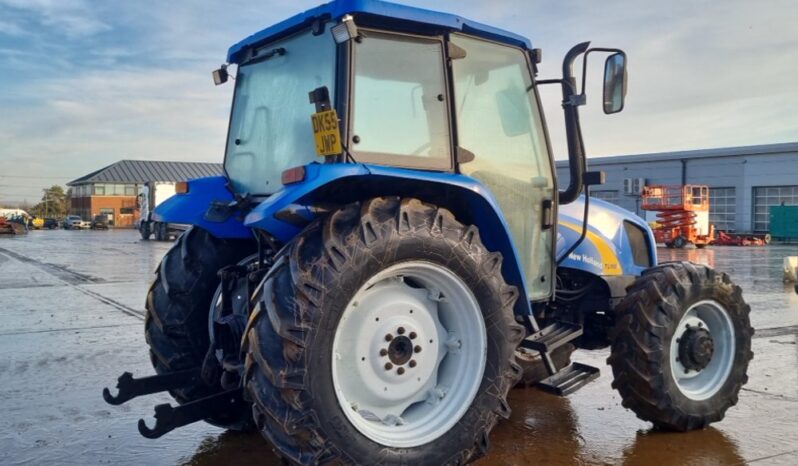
<box><xmin>70</xmin><ymin>196</ymin><xmax>140</xmax><ymax>227</ymax></box>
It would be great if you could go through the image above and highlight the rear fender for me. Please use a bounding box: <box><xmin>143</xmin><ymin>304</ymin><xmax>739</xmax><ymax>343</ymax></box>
<box><xmin>152</xmin><ymin>176</ymin><xmax>251</xmax><ymax>239</ymax></box>
<box><xmin>244</xmin><ymin>162</ymin><xmax>534</xmax><ymax>317</ymax></box>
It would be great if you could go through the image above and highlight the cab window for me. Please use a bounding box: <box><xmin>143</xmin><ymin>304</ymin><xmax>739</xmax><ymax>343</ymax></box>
<box><xmin>351</xmin><ymin>32</ymin><xmax>451</xmax><ymax>170</ymax></box>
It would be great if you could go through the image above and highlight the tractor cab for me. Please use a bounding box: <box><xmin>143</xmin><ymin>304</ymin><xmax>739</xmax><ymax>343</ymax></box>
<box><xmin>105</xmin><ymin>2</ymin><xmax>752</xmax><ymax>464</ymax></box>
<box><xmin>218</xmin><ymin>3</ymin><xmax>626</xmax><ymax>302</ymax></box>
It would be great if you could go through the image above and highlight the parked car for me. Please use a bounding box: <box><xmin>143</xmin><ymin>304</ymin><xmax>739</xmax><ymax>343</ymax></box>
<box><xmin>91</xmin><ymin>215</ymin><xmax>110</xmax><ymax>230</ymax></box>
<box><xmin>65</xmin><ymin>215</ymin><xmax>90</xmax><ymax>230</ymax></box>
<box><xmin>43</xmin><ymin>218</ymin><xmax>59</xmax><ymax>230</ymax></box>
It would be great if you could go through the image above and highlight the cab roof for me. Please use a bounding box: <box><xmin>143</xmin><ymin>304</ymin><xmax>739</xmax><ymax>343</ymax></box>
<box><xmin>227</xmin><ymin>0</ymin><xmax>532</xmax><ymax>64</ymax></box>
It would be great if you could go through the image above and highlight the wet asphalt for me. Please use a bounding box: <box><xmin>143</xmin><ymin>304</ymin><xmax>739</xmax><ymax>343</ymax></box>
<box><xmin>0</xmin><ymin>229</ymin><xmax>796</xmax><ymax>465</ymax></box>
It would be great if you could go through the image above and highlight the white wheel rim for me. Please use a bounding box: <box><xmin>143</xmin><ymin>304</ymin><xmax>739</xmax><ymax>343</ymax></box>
<box><xmin>331</xmin><ymin>261</ymin><xmax>487</xmax><ymax>448</ymax></box>
<box><xmin>669</xmin><ymin>299</ymin><xmax>735</xmax><ymax>400</ymax></box>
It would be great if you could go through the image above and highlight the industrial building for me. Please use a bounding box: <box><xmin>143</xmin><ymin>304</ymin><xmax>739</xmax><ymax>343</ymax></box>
<box><xmin>67</xmin><ymin>160</ymin><xmax>222</xmax><ymax>227</ymax></box>
<box><xmin>556</xmin><ymin>142</ymin><xmax>798</xmax><ymax>233</ymax></box>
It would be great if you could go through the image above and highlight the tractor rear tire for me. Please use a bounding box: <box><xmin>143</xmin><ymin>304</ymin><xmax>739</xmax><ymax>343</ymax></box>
<box><xmin>145</xmin><ymin>227</ymin><xmax>254</xmax><ymax>429</ymax></box>
<box><xmin>243</xmin><ymin>197</ymin><xmax>524</xmax><ymax>465</ymax></box>
<box><xmin>153</xmin><ymin>222</ymin><xmax>163</xmax><ymax>241</ymax></box>
<box><xmin>608</xmin><ymin>262</ymin><xmax>753</xmax><ymax>431</ymax></box>
<box><xmin>140</xmin><ymin>222</ymin><xmax>151</xmax><ymax>241</ymax></box>
<box><xmin>673</xmin><ymin>236</ymin><xmax>687</xmax><ymax>248</ymax></box>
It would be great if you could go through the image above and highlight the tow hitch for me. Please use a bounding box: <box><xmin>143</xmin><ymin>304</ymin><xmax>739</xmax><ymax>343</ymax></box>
<box><xmin>102</xmin><ymin>370</ymin><xmax>246</xmax><ymax>438</ymax></box>
<box><xmin>103</xmin><ymin>369</ymin><xmax>201</xmax><ymax>405</ymax></box>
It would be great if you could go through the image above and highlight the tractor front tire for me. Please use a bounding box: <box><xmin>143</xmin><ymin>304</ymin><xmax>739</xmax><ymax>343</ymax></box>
<box><xmin>145</xmin><ymin>227</ymin><xmax>254</xmax><ymax>429</ymax></box>
<box><xmin>608</xmin><ymin>262</ymin><xmax>753</xmax><ymax>431</ymax></box>
<box><xmin>244</xmin><ymin>197</ymin><xmax>524</xmax><ymax>465</ymax></box>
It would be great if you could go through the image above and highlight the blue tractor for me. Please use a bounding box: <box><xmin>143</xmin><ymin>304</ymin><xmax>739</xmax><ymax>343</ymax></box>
<box><xmin>104</xmin><ymin>1</ymin><xmax>753</xmax><ymax>463</ymax></box>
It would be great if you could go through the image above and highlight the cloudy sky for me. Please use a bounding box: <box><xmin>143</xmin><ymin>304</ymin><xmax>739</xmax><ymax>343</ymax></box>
<box><xmin>1</xmin><ymin>0</ymin><xmax>797</xmax><ymax>203</ymax></box>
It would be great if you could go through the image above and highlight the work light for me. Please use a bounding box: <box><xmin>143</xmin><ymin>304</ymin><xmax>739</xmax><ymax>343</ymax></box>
<box><xmin>331</xmin><ymin>15</ymin><xmax>358</xmax><ymax>43</ymax></box>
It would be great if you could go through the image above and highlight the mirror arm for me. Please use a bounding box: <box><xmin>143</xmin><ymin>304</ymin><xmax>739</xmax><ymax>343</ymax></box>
<box><xmin>558</xmin><ymin>41</ymin><xmax>590</xmax><ymax>205</ymax></box>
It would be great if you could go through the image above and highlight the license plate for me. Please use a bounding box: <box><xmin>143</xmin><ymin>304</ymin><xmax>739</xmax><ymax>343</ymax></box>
<box><xmin>311</xmin><ymin>109</ymin><xmax>342</xmax><ymax>157</ymax></box>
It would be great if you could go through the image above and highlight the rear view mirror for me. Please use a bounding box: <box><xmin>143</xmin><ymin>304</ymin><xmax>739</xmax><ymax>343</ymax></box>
<box><xmin>603</xmin><ymin>53</ymin><xmax>626</xmax><ymax>114</ymax></box>
<box><xmin>212</xmin><ymin>65</ymin><xmax>229</xmax><ymax>86</ymax></box>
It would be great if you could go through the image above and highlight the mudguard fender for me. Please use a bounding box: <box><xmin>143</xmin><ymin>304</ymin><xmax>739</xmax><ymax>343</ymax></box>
<box><xmin>152</xmin><ymin>176</ymin><xmax>251</xmax><ymax>239</ymax></box>
<box><xmin>244</xmin><ymin>162</ymin><xmax>535</xmax><ymax>316</ymax></box>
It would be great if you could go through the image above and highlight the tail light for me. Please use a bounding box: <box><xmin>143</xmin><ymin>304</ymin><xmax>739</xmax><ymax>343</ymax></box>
<box><xmin>281</xmin><ymin>166</ymin><xmax>306</xmax><ymax>185</ymax></box>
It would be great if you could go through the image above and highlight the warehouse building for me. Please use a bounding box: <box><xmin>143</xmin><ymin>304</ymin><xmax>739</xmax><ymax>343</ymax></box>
<box><xmin>68</xmin><ymin>160</ymin><xmax>222</xmax><ymax>227</ymax></box>
<box><xmin>556</xmin><ymin>142</ymin><xmax>798</xmax><ymax>233</ymax></box>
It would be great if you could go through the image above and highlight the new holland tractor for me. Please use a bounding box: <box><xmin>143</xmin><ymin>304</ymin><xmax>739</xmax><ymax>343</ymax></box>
<box><xmin>103</xmin><ymin>1</ymin><xmax>753</xmax><ymax>464</ymax></box>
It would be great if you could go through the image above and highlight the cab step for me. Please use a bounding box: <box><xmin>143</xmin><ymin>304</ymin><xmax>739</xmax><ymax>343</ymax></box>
<box><xmin>537</xmin><ymin>362</ymin><xmax>600</xmax><ymax>396</ymax></box>
<box><xmin>520</xmin><ymin>321</ymin><xmax>583</xmax><ymax>353</ymax></box>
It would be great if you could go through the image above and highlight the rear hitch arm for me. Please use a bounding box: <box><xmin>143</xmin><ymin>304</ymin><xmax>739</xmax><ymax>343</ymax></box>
<box><xmin>102</xmin><ymin>369</ymin><xmax>202</xmax><ymax>405</ymax></box>
<box><xmin>137</xmin><ymin>388</ymin><xmax>247</xmax><ymax>439</ymax></box>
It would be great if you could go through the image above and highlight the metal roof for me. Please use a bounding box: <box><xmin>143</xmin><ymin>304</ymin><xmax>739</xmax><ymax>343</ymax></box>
<box><xmin>555</xmin><ymin>141</ymin><xmax>798</xmax><ymax>168</ymax></box>
<box><xmin>227</xmin><ymin>0</ymin><xmax>532</xmax><ymax>64</ymax></box>
<box><xmin>67</xmin><ymin>160</ymin><xmax>222</xmax><ymax>186</ymax></box>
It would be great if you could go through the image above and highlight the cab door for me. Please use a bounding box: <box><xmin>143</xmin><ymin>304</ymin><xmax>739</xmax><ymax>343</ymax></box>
<box><xmin>450</xmin><ymin>34</ymin><xmax>555</xmax><ymax>300</ymax></box>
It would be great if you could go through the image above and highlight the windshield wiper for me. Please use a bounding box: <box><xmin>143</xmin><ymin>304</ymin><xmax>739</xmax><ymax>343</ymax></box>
<box><xmin>243</xmin><ymin>47</ymin><xmax>286</xmax><ymax>66</ymax></box>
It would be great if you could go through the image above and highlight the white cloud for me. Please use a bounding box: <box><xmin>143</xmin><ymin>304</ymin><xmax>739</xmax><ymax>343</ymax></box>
<box><xmin>0</xmin><ymin>18</ymin><xmax>26</xmax><ymax>36</ymax></box>
<box><xmin>1</xmin><ymin>0</ymin><xmax>798</xmax><ymax>203</ymax></box>
<box><xmin>0</xmin><ymin>0</ymin><xmax>110</xmax><ymax>37</ymax></box>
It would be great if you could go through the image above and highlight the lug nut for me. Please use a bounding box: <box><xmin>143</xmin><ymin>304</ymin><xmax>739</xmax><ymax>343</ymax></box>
<box><xmin>379</xmin><ymin>349</ymin><xmax>388</xmax><ymax>357</ymax></box>
<box><xmin>409</xmin><ymin>360</ymin><xmax>417</xmax><ymax>368</ymax></box>
<box><xmin>385</xmin><ymin>362</ymin><xmax>393</xmax><ymax>370</ymax></box>
<box><xmin>397</xmin><ymin>327</ymin><xmax>405</xmax><ymax>335</ymax></box>
<box><xmin>397</xmin><ymin>367</ymin><xmax>405</xmax><ymax>375</ymax></box>
<box><xmin>414</xmin><ymin>345</ymin><xmax>422</xmax><ymax>353</ymax></box>
<box><xmin>385</xmin><ymin>334</ymin><xmax>393</xmax><ymax>342</ymax></box>
<box><xmin>409</xmin><ymin>332</ymin><xmax>417</xmax><ymax>340</ymax></box>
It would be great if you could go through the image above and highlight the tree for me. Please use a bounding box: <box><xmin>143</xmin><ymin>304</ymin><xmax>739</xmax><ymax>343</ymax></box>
<box><xmin>31</xmin><ymin>185</ymin><xmax>69</xmax><ymax>218</ymax></box>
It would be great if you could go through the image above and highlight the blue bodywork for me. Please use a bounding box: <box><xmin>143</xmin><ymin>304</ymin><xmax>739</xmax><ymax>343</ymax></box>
<box><xmin>155</xmin><ymin>0</ymin><xmax>655</xmax><ymax>316</ymax></box>
<box><xmin>151</xmin><ymin>176</ymin><xmax>251</xmax><ymax>238</ymax></box>
<box><xmin>557</xmin><ymin>196</ymin><xmax>657</xmax><ymax>279</ymax></box>
<box><xmin>227</xmin><ymin>0</ymin><xmax>532</xmax><ymax>64</ymax></box>
<box><xmin>155</xmin><ymin>163</ymin><xmax>533</xmax><ymax>313</ymax></box>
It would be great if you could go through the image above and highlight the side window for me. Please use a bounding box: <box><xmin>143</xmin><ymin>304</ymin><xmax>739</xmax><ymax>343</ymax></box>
<box><xmin>351</xmin><ymin>33</ymin><xmax>451</xmax><ymax>169</ymax></box>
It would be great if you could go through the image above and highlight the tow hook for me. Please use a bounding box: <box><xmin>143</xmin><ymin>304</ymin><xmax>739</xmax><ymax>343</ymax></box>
<box><xmin>103</xmin><ymin>370</ymin><xmax>245</xmax><ymax>438</ymax></box>
<box><xmin>103</xmin><ymin>369</ymin><xmax>201</xmax><ymax>405</ymax></box>
<box><xmin>137</xmin><ymin>388</ymin><xmax>246</xmax><ymax>438</ymax></box>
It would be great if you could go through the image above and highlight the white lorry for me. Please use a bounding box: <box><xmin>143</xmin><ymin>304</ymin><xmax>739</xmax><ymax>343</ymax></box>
<box><xmin>136</xmin><ymin>182</ymin><xmax>187</xmax><ymax>241</ymax></box>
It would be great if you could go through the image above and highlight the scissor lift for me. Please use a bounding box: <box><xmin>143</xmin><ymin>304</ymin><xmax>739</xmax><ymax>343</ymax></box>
<box><xmin>642</xmin><ymin>185</ymin><xmax>714</xmax><ymax>248</ymax></box>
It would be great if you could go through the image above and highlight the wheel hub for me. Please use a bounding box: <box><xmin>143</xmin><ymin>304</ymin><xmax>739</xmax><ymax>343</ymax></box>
<box><xmin>678</xmin><ymin>326</ymin><xmax>714</xmax><ymax>371</ymax></box>
<box><xmin>386</xmin><ymin>334</ymin><xmax>416</xmax><ymax>366</ymax></box>
<box><xmin>669</xmin><ymin>300</ymin><xmax>736</xmax><ymax>401</ymax></box>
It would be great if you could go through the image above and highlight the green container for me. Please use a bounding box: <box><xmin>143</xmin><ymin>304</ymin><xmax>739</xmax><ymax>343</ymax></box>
<box><xmin>770</xmin><ymin>206</ymin><xmax>798</xmax><ymax>239</ymax></box>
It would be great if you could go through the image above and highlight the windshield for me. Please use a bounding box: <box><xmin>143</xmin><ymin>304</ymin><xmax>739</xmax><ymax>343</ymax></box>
<box><xmin>224</xmin><ymin>29</ymin><xmax>336</xmax><ymax>194</ymax></box>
